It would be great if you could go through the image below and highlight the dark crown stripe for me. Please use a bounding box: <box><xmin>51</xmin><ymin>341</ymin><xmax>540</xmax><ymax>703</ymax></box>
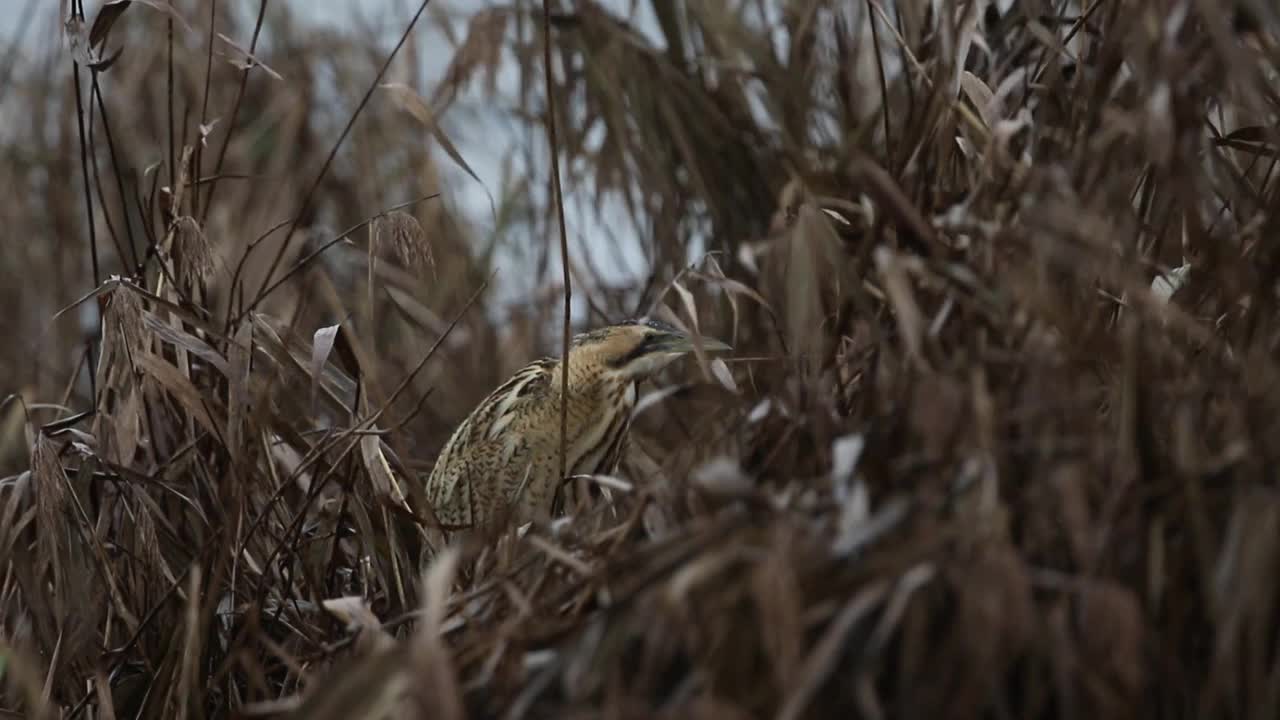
<box><xmin>607</xmin><ymin>334</ymin><xmax>656</xmax><ymax>369</ymax></box>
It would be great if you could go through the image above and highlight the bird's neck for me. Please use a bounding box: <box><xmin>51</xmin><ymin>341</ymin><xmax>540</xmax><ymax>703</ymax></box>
<box><xmin>550</xmin><ymin>358</ymin><xmax>637</xmax><ymax>404</ymax></box>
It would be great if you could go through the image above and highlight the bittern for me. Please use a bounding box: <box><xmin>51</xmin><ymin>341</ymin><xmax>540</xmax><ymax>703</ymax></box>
<box><xmin>425</xmin><ymin>318</ymin><xmax>731</xmax><ymax>531</ymax></box>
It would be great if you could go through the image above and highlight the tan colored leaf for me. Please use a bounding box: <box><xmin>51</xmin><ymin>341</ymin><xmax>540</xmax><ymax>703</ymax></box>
<box><xmin>873</xmin><ymin>246</ymin><xmax>930</xmax><ymax>372</ymax></box>
<box><xmin>323</xmin><ymin>596</ymin><xmax>394</xmax><ymax>655</ymax></box>
<box><xmin>217</xmin><ymin>32</ymin><xmax>283</xmax><ymax>80</ymax></box>
<box><xmin>360</xmin><ymin>434</ymin><xmax>403</xmax><ymax>503</ymax></box>
<box><xmin>177</xmin><ymin>566</ymin><xmax>202</xmax><ymax>720</ymax></box>
<box><xmin>693</xmin><ymin>272</ymin><xmax>777</xmax><ymax>315</ymax></box>
<box><xmin>112</xmin><ymin>385</ymin><xmax>141</xmax><ymax>467</ymax></box>
<box><xmin>410</xmin><ymin>546</ymin><xmax>465</xmax><ymax>720</ymax></box>
<box><xmin>671</xmin><ymin>279</ymin><xmax>701</xmax><ymax>333</ymax></box>
<box><xmin>634</xmin><ymin>385</ymin><xmax>685</xmax><ymax>417</ymax></box>
<box><xmin>129</xmin><ymin>0</ymin><xmax>195</xmax><ymax>34</ymax></box>
<box><xmin>691</xmin><ymin>456</ymin><xmax>752</xmax><ymax>498</ymax></box>
<box><xmin>710</xmin><ymin>357</ymin><xmax>738</xmax><ymax>394</ymax></box>
<box><xmin>310</xmin><ymin>324</ymin><xmax>340</xmax><ymax>412</ymax></box>
<box><xmin>89</xmin><ymin>0</ymin><xmax>132</xmax><ymax>51</ymax></box>
<box><xmin>786</xmin><ymin>205</ymin><xmax>839</xmax><ymax>368</ymax></box>
<box><xmin>380</xmin><ymin>82</ymin><xmax>484</xmax><ymax>189</ymax></box>
<box><xmin>226</xmin><ymin>320</ymin><xmax>252</xmax><ymax>461</ymax></box>
<box><xmin>249</xmin><ymin>313</ymin><xmax>356</xmax><ymax>412</ymax></box>
<box><xmin>141</xmin><ymin>311</ymin><xmax>230</xmax><ymax>376</ymax></box>
<box><xmin>830</xmin><ymin>433</ymin><xmax>866</xmax><ymax>496</ymax></box>
<box><xmin>1151</xmin><ymin>262</ymin><xmax>1191</xmax><ymax>304</ymax></box>
<box><xmin>174</xmin><ymin>216</ymin><xmax>216</xmax><ymax>281</ymax></box>
<box><xmin>960</xmin><ymin>70</ymin><xmax>995</xmax><ymax>128</ymax></box>
<box><xmin>31</xmin><ymin>435</ymin><xmax>69</xmax><ymax>581</ymax></box>
<box><xmin>137</xmin><ymin>352</ymin><xmax>220</xmax><ymax>437</ymax></box>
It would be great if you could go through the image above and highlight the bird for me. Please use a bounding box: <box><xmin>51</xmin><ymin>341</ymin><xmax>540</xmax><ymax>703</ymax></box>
<box><xmin>424</xmin><ymin>317</ymin><xmax>731</xmax><ymax>532</ymax></box>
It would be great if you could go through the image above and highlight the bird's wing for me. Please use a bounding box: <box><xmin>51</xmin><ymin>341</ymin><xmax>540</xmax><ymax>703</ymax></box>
<box><xmin>425</xmin><ymin>443</ymin><xmax>474</xmax><ymax>527</ymax></box>
<box><xmin>426</xmin><ymin>358</ymin><xmax>557</xmax><ymax>525</ymax></box>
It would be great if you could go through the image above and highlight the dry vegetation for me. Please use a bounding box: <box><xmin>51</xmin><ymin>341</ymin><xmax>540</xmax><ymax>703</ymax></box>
<box><xmin>3</xmin><ymin>0</ymin><xmax>1280</xmax><ymax>717</ymax></box>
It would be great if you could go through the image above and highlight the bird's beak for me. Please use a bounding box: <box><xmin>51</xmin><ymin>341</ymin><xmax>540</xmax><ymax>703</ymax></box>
<box><xmin>659</xmin><ymin>332</ymin><xmax>732</xmax><ymax>354</ymax></box>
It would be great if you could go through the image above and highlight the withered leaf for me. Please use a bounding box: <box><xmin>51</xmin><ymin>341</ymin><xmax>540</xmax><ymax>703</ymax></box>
<box><xmin>380</xmin><ymin>82</ymin><xmax>485</xmax><ymax>190</ymax></box>
<box><xmin>217</xmin><ymin>32</ymin><xmax>283</xmax><ymax>80</ymax></box>
<box><xmin>137</xmin><ymin>352</ymin><xmax>220</xmax><ymax>437</ymax></box>
<box><xmin>709</xmin><ymin>357</ymin><xmax>738</xmax><ymax>394</ymax></box>
<box><xmin>91</xmin><ymin>0</ymin><xmax>131</xmax><ymax>51</ymax></box>
<box><xmin>310</xmin><ymin>324</ymin><xmax>341</xmax><ymax>413</ymax></box>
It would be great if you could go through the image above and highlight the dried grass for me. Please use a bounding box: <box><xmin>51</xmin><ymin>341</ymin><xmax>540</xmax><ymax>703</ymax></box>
<box><xmin>3</xmin><ymin>0</ymin><xmax>1280</xmax><ymax>718</ymax></box>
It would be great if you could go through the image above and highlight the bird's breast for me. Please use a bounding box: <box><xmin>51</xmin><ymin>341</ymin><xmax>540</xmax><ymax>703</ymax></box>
<box><xmin>567</xmin><ymin>380</ymin><xmax>637</xmax><ymax>477</ymax></box>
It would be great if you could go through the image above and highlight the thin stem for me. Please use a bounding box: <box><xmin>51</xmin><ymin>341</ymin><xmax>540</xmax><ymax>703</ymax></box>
<box><xmin>542</xmin><ymin>0</ymin><xmax>573</xmax><ymax>483</ymax></box>
<box><xmin>867</xmin><ymin>0</ymin><xmax>892</xmax><ymax>167</ymax></box>
<box><xmin>202</xmin><ymin>0</ymin><xmax>269</xmax><ymax>226</ymax></box>
<box><xmin>193</xmin><ymin>0</ymin><xmax>218</xmax><ymax>222</ymax></box>
<box><xmin>70</xmin><ymin>1</ymin><xmax>99</xmax><ymax>405</ymax></box>
<box><xmin>86</xmin><ymin>77</ymin><xmax>128</xmax><ymax>269</ymax></box>
<box><xmin>167</xmin><ymin>4</ymin><xmax>176</xmax><ymax>214</ymax></box>
<box><xmin>91</xmin><ymin>75</ymin><xmax>142</xmax><ymax>271</ymax></box>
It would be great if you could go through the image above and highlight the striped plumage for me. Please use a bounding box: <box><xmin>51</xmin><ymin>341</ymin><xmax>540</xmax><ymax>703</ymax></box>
<box><xmin>425</xmin><ymin>318</ymin><xmax>730</xmax><ymax>531</ymax></box>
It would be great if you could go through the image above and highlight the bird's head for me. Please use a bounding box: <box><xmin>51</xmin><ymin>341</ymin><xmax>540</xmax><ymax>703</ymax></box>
<box><xmin>569</xmin><ymin>317</ymin><xmax>732</xmax><ymax>381</ymax></box>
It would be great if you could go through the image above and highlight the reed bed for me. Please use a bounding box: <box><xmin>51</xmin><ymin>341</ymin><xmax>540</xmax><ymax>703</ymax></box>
<box><xmin>2</xmin><ymin>1</ymin><xmax>1279</xmax><ymax>718</ymax></box>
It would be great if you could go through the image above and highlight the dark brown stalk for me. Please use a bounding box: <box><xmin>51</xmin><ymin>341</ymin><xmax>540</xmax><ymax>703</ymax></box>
<box><xmin>70</xmin><ymin>1</ymin><xmax>99</xmax><ymax>404</ymax></box>
<box><xmin>90</xmin><ymin>76</ymin><xmax>142</xmax><ymax>271</ymax></box>
<box><xmin>543</xmin><ymin>0</ymin><xmax>572</xmax><ymax>484</ymax></box>
<box><xmin>192</xmin><ymin>0</ymin><xmax>218</xmax><ymax>222</ymax></box>
<box><xmin>167</xmin><ymin>3</ymin><xmax>176</xmax><ymax>210</ymax></box>
<box><xmin>201</xmin><ymin>0</ymin><xmax>268</xmax><ymax>226</ymax></box>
